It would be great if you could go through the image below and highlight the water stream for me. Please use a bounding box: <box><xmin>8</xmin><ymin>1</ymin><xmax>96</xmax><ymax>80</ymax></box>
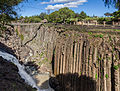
<box><xmin>0</xmin><ymin>50</ymin><xmax>50</xmax><ymax>91</ymax></box>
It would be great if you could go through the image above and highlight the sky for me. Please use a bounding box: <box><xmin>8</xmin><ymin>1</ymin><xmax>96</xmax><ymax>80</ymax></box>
<box><xmin>17</xmin><ymin>0</ymin><xmax>117</xmax><ymax>17</ymax></box>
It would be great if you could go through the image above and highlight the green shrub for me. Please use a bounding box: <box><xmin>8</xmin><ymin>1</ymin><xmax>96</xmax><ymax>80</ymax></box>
<box><xmin>19</xmin><ymin>34</ymin><xmax>24</xmax><ymax>41</ymax></box>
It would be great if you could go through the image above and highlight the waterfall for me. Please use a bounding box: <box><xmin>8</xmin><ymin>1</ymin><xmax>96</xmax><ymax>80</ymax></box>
<box><xmin>0</xmin><ymin>50</ymin><xmax>50</xmax><ymax>91</ymax></box>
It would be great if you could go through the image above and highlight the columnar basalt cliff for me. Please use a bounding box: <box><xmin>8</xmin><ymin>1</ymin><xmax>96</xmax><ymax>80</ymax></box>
<box><xmin>53</xmin><ymin>30</ymin><xmax>120</xmax><ymax>91</ymax></box>
<box><xmin>4</xmin><ymin>23</ymin><xmax>120</xmax><ymax>91</ymax></box>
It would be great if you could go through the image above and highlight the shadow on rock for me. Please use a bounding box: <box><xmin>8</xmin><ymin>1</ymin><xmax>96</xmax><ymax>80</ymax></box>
<box><xmin>0</xmin><ymin>56</ymin><xmax>36</xmax><ymax>91</ymax></box>
<box><xmin>24</xmin><ymin>61</ymin><xmax>39</xmax><ymax>75</ymax></box>
<box><xmin>49</xmin><ymin>73</ymin><xmax>96</xmax><ymax>91</ymax></box>
<box><xmin>0</xmin><ymin>42</ymin><xmax>17</xmax><ymax>58</ymax></box>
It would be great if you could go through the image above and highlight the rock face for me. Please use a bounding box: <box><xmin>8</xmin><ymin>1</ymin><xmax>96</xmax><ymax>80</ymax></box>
<box><xmin>0</xmin><ymin>56</ymin><xmax>36</xmax><ymax>91</ymax></box>
<box><xmin>1</xmin><ymin>23</ymin><xmax>120</xmax><ymax>91</ymax></box>
<box><xmin>53</xmin><ymin>30</ymin><xmax>120</xmax><ymax>91</ymax></box>
<box><xmin>13</xmin><ymin>24</ymin><xmax>59</xmax><ymax>74</ymax></box>
<box><xmin>0</xmin><ymin>24</ymin><xmax>55</xmax><ymax>90</ymax></box>
<box><xmin>49</xmin><ymin>73</ymin><xmax>96</xmax><ymax>91</ymax></box>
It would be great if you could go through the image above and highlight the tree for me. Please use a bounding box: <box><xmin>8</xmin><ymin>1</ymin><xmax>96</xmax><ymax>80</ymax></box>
<box><xmin>48</xmin><ymin>11</ymin><xmax>61</xmax><ymax>23</ymax></box>
<box><xmin>79</xmin><ymin>11</ymin><xmax>87</xmax><ymax>20</ymax></box>
<box><xmin>103</xmin><ymin>0</ymin><xmax>120</xmax><ymax>10</ymax></box>
<box><xmin>104</xmin><ymin>12</ymin><xmax>112</xmax><ymax>17</ymax></box>
<box><xmin>59</xmin><ymin>7</ymin><xmax>75</xmax><ymax>23</ymax></box>
<box><xmin>39</xmin><ymin>13</ymin><xmax>47</xmax><ymax>20</ymax></box>
<box><xmin>112</xmin><ymin>10</ymin><xmax>120</xmax><ymax>19</ymax></box>
<box><xmin>47</xmin><ymin>7</ymin><xmax>75</xmax><ymax>23</ymax></box>
<box><xmin>75</xmin><ymin>13</ymin><xmax>80</xmax><ymax>18</ymax></box>
<box><xmin>0</xmin><ymin>0</ymin><xmax>23</xmax><ymax>30</ymax></box>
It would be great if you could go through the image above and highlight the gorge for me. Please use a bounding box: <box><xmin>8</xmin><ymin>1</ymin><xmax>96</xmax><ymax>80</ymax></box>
<box><xmin>0</xmin><ymin>23</ymin><xmax>120</xmax><ymax>91</ymax></box>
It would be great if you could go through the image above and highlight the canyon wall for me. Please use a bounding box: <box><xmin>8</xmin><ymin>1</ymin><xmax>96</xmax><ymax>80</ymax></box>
<box><xmin>13</xmin><ymin>24</ymin><xmax>120</xmax><ymax>91</ymax></box>
<box><xmin>53</xmin><ymin>30</ymin><xmax>120</xmax><ymax>91</ymax></box>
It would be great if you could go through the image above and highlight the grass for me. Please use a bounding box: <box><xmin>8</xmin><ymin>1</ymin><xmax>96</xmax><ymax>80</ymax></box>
<box><xmin>45</xmin><ymin>23</ymin><xmax>120</xmax><ymax>37</ymax></box>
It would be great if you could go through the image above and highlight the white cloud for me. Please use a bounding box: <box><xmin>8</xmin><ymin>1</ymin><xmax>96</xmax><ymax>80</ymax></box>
<box><xmin>45</xmin><ymin>0</ymin><xmax>87</xmax><ymax>10</ymax></box>
<box><xmin>41</xmin><ymin>0</ymin><xmax>77</xmax><ymax>4</ymax></box>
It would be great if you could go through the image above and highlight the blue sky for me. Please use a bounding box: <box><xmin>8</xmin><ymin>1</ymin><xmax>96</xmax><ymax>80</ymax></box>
<box><xmin>17</xmin><ymin>0</ymin><xmax>117</xmax><ymax>17</ymax></box>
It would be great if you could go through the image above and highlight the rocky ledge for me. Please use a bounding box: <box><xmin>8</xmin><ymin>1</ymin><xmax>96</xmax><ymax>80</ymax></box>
<box><xmin>0</xmin><ymin>56</ymin><xmax>36</xmax><ymax>91</ymax></box>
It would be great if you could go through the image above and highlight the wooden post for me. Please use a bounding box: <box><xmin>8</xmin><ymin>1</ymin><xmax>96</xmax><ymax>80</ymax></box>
<box><xmin>82</xmin><ymin>21</ymin><xmax>84</xmax><ymax>26</ymax></box>
<box><xmin>112</xmin><ymin>21</ymin><xmax>115</xmax><ymax>26</ymax></box>
<box><xmin>74</xmin><ymin>22</ymin><xmax>76</xmax><ymax>25</ymax></box>
<box><xmin>96</xmin><ymin>21</ymin><xmax>98</xmax><ymax>26</ymax></box>
<box><xmin>103</xmin><ymin>21</ymin><xmax>106</xmax><ymax>27</ymax></box>
<box><xmin>87</xmin><ymin>21</ymin><xmax>89</xmax><ymax>26</ymax></box>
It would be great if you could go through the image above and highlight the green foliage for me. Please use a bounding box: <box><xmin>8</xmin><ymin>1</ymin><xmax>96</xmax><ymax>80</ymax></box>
<box><xmin>39</xmin><ymin>13</ymin><xmax>47</xmax><ymax>20</ymax></box>
<box><xmin>97</xmin><ymin>17</ymin><xmax>112</xmax><ymax>24</ymax></box>
<box><xmin>0</xmin><ymin>0</ymin><xmax>23</xmax><ymax>30</ymax></box>
<box><xmin>114</xmin><ymin>65</ymin><xmax>119</xmax><ymax>70</ymax></box>
<box><xmin>47</xmin><ymin>7</ymin><xmax>76</xmax><ymax>23</ymax></box>
<box><xmin>18</xmin><ymin>12</ymin><xmax>48</xmax><ymax>23</ymax></box>
<box><xmin>40</xmin><ymin>52</ymin><xmax>44</xmax><ymax>58</ymax></box>
<box><xmin>97</xmin><ymin>17</ymin><xmax>105</xmax><ymax>24</ymax></box>
<box><xmin>19</xmin><ymin>16</ymin><xmax>24</xmax><ymax>20</ymax></box>
<box><xmin>98</xmin><ymin>56</ymin><xmax>102</xmax><ymax>61</ymax></box>
<box><xmin>64</xmin><ymin>34</ymin><xmax>69</xmax><ymax>37</ymax></box>
<box><xmin>113</xmin><ymin>10</ymin><xmax>120</xmax><ymax>19</ymax></box>
<box><xmin>88</xmin><ymin>32</ymin><xmax>93</xmax><ymax>35</ymax></box>
<box><xmin>88</xmin><ymin>32</ymin><xmax>104</xmax><ymax>38</ymax></box>
<box><xmin>93</xmin><ymin>34</ymin><xmax>104</xmax><ymax>38</ymax></box>
<box><xmin>15</xmin><ymin>29</ymin><xmax>24</xmax><ymax>41</ymax></box>
<box><xmin>20</xmin><ymin>34</ymin><xmax>24</xmax><ymax>41</ymax></box>
<box><xmin>105</xmin><ymin>74</ymin><xmax>109</xmax><ymax>79</ymax></box>
<box><xmin>80</xmin><ymin>72</ymin><xmax>81</xmax><ymax>75</ymax></box>
<box><xmin>66</xmin><ymin>18</ymin><xmax>78</xmax><ymax>24</ymax></box>
<box><xmin>113</xmin><ymin>29</ymin><xmax>120</xmax><ymax>31</ymax></box>
<box><xmin>79</xmin><ymin>11</ymin><xmax>87</xmax><ymax>20</ymax></box>
<box><xmin>16</xmin><ymin>29</ymin><xmax>19</xmax><ymax>35</ymax></box>
<box><xmin>22</xmin><ymin>16</ymin><xmax>42</xmax><ymax>23</ymax></box>
<box><xmin>95</xmin><ymin>73</ymin><xmax>98</xmax><ymax>80</ymax></box>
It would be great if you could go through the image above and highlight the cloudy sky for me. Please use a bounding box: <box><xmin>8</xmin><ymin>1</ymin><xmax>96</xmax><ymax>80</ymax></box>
<box><xmin>18</xmin><ymin>0</ymin><xmax>117</xmax><ymax>17</ymax></box>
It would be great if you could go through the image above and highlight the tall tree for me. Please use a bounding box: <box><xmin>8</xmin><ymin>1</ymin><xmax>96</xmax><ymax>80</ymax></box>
<box><xmin>39</xmin><ymin>13</ymin><xmax>47</xmax><ymax>20</ymax></box>
<box><xmin>59</xmin><ymin>7</ymin><xmax>75</xmax><ymax>23</ymax></box>
<box><xmin>48</xmin><ymin>7</ymin><xmax>75</xmax><ymax>23</ymax></box>
<box><xmin>79</xmin><ymin>11</ymin><xmax>87</xmax><ymax>20</ymax></box>
<box><xmin>0</xmin><ymin>0</ymin><xmax>23</xmax><ymax>30</ymax></box>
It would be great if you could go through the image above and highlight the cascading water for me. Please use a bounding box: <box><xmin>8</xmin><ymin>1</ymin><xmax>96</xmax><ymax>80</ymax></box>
<box><xmin>0</xmin><ymin>50</ymin><xmax>51</xmax><ymax>91</ymax></box>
